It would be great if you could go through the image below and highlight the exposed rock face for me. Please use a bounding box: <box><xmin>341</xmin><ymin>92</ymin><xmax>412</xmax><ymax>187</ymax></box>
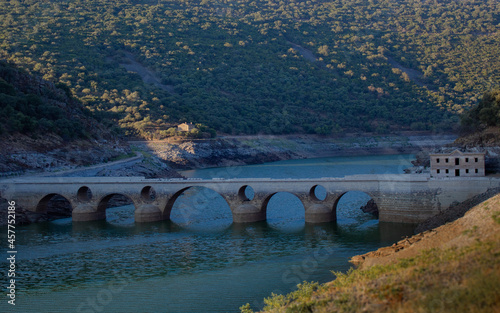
<box><xmin>454</xmin><ymin>126</ymin><xmax>500</xmax><ymax>148</ymax></box>
<box><xmin>403</xmin><ymin>151</ymin><xmax>429</xmax><ymax>174</ymax></box>
<box><xmin>94</xmin><ymin>157</ymin><xmax>183</xmax><ymax>179</ymax></box>
<box><xmin>450</xmin><ymin>127</ymin><xmax>500</xmax><ymax>173</ymax></box>
<box><xmin>135</xmin><ymin>138</ymin><xmax>300</xmax><ymax>169</ymax></box>
<box><xmin>360</xmin><ymin>199</ymin><xmax>379</xmax><ymax>218</ymax></box>
<box><xmin>0</xmin><ymin>134</ymin><xmax>131</xmax><ymax>176</ymax></box>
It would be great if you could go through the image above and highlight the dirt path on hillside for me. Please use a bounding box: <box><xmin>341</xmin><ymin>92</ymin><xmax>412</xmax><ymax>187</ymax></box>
<box><xmin>385</xmin><ymin>56</ymin><xmax>431</xmax><ymax>88</ymax></box>
<box><xmin>120</xmin><ymin>52</ymin><xmax>175</xmax><ymax>93</ymax></box>
<box><xmin>287</xmin><ymin>41</ymin><xmax>318</xmax><ymax>62</ymax></box>
<box><xmin>14</xmin><ymin>152</ymin><xmax>144</xmax><ymax>178</ymax></box>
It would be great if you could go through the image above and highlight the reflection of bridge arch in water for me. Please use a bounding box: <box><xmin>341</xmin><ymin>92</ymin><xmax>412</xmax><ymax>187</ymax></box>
<box><xmin>165</xmin><ymin>186</ymin><xmax>233</xmax><ymax>224</ymax></box>
<box><xmin>262</xmin><ymin>191</ymin><xmax>306</xmax><ymax>219</ymax></box>
<box><xmin>2</xmin><ymin>175</ymin><xmax>499</xmax><ymax>224</ymax></box>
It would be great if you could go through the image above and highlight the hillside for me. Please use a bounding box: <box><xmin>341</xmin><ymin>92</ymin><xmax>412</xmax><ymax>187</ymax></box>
<box><xmin>0</xmin><ymin>60</ymin><xmax>130</xmax><ymax>174</ymax></box>
<box><xmin>1</xmin><ymin>0</ymin><xmax>500</xmax><ymax>137</ymax></box>
<box><xmin>0</xmin><ymin>60</ymin><xmax>104</xmax><ymax>138</ymax></box>
<box><xmin>242</xmin><ymin>193</ymin><xmax>500</xmax><ymax>313</ymax></box>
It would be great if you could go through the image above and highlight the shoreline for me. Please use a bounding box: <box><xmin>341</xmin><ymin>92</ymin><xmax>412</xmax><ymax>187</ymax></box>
<box><xmin>131</xmin><ymin>133</ymin><xmax>457</xmax><ymax>171</ymax></box>
<box><xmin>0</xmin><ymin>133</ymin><xmax>457</xmax><ymax>178</ymax></box>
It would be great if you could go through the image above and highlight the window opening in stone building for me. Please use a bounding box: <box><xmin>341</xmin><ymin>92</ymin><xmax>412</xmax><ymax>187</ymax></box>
<box><xmin>455</xmin><ymin>158</ymin><xmax>460</xmax><ymax>165</ymax></box>
<box><xmin>455</xmin><ymin>169</ymin><xmax>460</xmax><ymax>176</ymax></box>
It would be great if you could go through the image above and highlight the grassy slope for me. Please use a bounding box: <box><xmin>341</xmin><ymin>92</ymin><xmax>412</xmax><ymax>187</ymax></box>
<box><xmin>242</xmin><ymin>194</ymin><xmax>500</xmax><ymax>313</ymax></box>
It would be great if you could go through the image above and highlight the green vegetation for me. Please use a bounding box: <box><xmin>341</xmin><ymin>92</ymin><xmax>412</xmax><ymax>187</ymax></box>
<box><xmin>0</xmin><ymin>60</ymin><xmax>90</xmax><ymax>139</ymax></box>
<box><xmin>240</xmin><ymin>282</ymin><xmax>320</xmax><ymax>313</ymax></box>
<box><xmin>493</xmin><ymin>211</ymin><xmax>500</xmax><ymax>224</ymax></box>
<box><xmin>1</xmin><ymin>0</ymin><xmax>500</xmax><ymax>137</ymax></box>
<box><xmin>461</xmin><ymin>89</ymin><xmax>500</xmax><ymax>131</ymax></box>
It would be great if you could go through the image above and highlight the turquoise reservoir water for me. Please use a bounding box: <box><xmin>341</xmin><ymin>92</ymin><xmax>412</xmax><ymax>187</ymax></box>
<box><xmin>1</xmin><ymin>154</ymin><xmax>416</xmax><ymax>313</ymax></box>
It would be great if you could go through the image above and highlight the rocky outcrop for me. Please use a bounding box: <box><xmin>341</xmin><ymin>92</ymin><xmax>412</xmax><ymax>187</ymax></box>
<box><xmin>359</xmin><ymin>199</ymin><xmax>379</xmax><ymax>218</ymax></box>
<box><xmin>134</xmin><ymin>138</ymin><xmax>300</xmax><ymax>169</ymax></box>
<box><xmin>0</xmin><ymin>134</ymin><xmax>131</xmax><ymax>176</ymax></box>
<box><xmin>454</xmin><ymin>126</ymin><xmax>500</xmax><ymax>148</ymax></box>
<box><xmin>93</xmin><ymin>157</ymin><xmax>183</xmax><ymax>179</ymax></box>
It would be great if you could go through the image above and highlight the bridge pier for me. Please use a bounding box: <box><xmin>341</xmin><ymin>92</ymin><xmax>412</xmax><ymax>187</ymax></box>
<box><xmin>301</xmin><ymin>192</ymin><xmax>339</xmax><ymax>223</ymax></box>
<box><xmin>72</xmin><ymin>204</ymin><xmax>105</xmax><ymax>222</ymax></box>
<box><xmin>135</xmin><ymin>204</ymin><xmax>164</xmax><ymax>223</ymax></box>
<box><xmin>304</xmin><ymin>204</ymin><xmax>336</xmax><ymax>223</ymax></box>
<box><xmin>232</xmin><ymin>204</ymin><xmax>266</xmax><ymax>223</ymax></box>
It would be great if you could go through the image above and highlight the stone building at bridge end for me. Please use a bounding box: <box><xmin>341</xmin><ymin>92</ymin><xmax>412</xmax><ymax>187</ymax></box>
<box><xmin>429</xmin><ymin>149</ymin><xmax>485</xmax><ymax>178</ymax></box>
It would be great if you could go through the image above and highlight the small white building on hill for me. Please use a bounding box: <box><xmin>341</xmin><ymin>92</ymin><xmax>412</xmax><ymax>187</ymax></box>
<box><xmin>177</xmin><ymin>122</ymin><xmax>196</xmax><ymax>132</ymax></box>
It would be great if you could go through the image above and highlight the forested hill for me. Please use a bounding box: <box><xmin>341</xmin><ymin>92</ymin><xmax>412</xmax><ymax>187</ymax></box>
<box><xmin>1</xmin><ymin>0</ymin><xmax>499</xmax><ymax>138</ymax></box>
<box><xmin>0</xmin><ymin>60</ymin><xmax>115</xmax><ymax>140</ymax></box>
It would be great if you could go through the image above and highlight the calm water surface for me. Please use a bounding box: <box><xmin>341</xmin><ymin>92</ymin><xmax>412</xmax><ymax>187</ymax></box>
<box><xmin>1</xmin><ymin>154</ymin><xmax>416</xmax><ymax>313</ymax></box>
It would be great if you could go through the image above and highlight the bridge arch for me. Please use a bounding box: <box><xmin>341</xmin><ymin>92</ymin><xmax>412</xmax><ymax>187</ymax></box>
<box><xmin>35</xmin><ymin>193</ymin><xmax>73</xmax><ymax>219</ymax></box>
<box><xmin>97</xmin><ymin>193</ymin><xmax>136</xmax><ymax>221</ymax></box>
<box><xmin>262</xmin><ymin>192</ymin><xmax>306</xmax><ymax>226</ymax></box>
<box><xmin>333</xmin><ymin>191</ymin><xmax>379</xmax><ymax>223</ymax></box>
<box><xmin>141</xmin><ymin>186</ymin><xmax>156</xmax><ymax>202</ymax></box>
<box><xmin>309</xmin><ymin>184</ymin><xmax>327</xmax><ymax>201</ymax></box>
<box><xmin>77</xmin><ymin>186</ymin><xmax>93</xmax><ymax>202</ymax></box>
<box><xmin>238</xmin><ymin>185</ymin><xmax>255</xmax><ymax>201</ymax></box>
<box><xmin>164</xmin><ymin>186</ymin><xmax>232</xmax><ymax>225</ymax></box>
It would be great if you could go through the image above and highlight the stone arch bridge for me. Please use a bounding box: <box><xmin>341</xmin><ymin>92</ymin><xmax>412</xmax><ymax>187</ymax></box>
<box><xmin>1</xmin><ymin>175</ymin><xmax>499</xmax><ymax>224</ymax></box>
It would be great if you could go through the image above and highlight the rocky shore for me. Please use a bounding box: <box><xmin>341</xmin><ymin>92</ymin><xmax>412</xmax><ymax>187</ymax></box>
<box><xmin>0</xmin><ymin>133</ymin><xmax>182</xmax><ymax>179</ymax></box>
<box><xmin>131</xmin><ymin>133</ymin><xmax>457</xmax><ymax>170</ymax></box>
<box><xmin>0</xmin><ymin>133</ymin><xmax>131</xmax><ymax>176</ymax></box>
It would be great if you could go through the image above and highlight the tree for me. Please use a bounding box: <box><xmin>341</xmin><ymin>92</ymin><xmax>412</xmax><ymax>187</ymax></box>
<box><xmin>461</xmin><ymin>89</ymin><xmax>500</xmax><ymax>130</ymax></box>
